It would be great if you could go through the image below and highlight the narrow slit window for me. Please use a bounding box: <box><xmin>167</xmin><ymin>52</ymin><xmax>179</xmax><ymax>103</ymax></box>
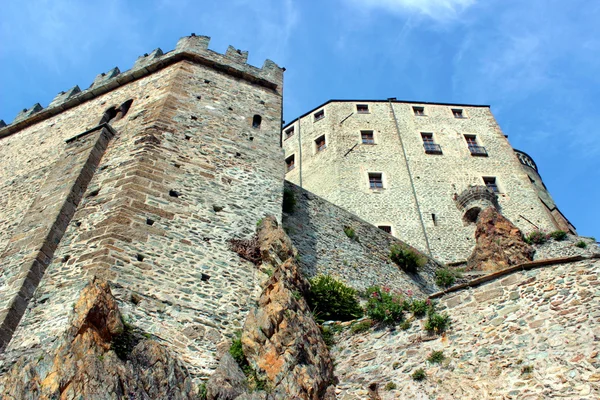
<box><xmin>368</xmin><ymin>173</ymin><xmax>383</xmax><ymax>189</ymax></box>
<box><xmin>314</xmin><ymin>109</ymin><xmax>325</xmax><ymax>121</ymax></box>
<box><xmin>285</xmin><ymin>154</ymin><xmax>295</xmax><ymax>172</ymax></box>
<box><xmin>99</xmin><ymin>106</ymin><xmax>118</xmax><ymax>125</ymax></box>
<box><xmin>252</xmin><ymin>114</ymin><xmax>262</xmax><ymax>129</ymax></box>
<box><xmin>361</xmin><ymin>130</ymin><xmax>374</xmax><ymax>144</ymax></box>
<box><xmin>115</xmin><ymin>99</ymin><xmax>134</xmax><ymax>120</ymax></box>
<box><xmin>357</xmin><ymin>104</ymin><xmax>369</xmax><ymax>113</ymax></box>
<box><xmin>315</xmin><ymin>135</ymin><xmax>326</xmax><ymax>152</ymax></box>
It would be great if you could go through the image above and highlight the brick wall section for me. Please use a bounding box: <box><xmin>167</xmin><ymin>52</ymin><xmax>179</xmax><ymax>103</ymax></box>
<box><xmin>283</xmin><ymin>101</ymin><xmax>560</xmax><ymax>263</ymax></box>
<box><xmin>0</xmin><ymin>36</ymin><xmax>284</xmax><ymax>384</ymax></box>
<box><xmin>0</xmin><ymin>126</ymin><xmax>114</xmax><ymax>350</ymax></box>
<box><xmin>331</xmin><ymin>258</ymin><xmax>600</xmax><ymax>399</ymax></box>
<box><xmin>283</xmin><ymin>181</ymin><xmax>443</xmax><ymax>295</ymax></box>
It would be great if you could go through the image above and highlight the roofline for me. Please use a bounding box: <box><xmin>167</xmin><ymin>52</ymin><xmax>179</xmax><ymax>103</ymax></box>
<box><xmin>282</xmin><ymin>98</ymin><xmax>491</xmax><ymax>129</ymax></box>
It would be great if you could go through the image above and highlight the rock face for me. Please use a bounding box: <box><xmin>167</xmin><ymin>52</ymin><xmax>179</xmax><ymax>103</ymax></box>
<box><xmin>241</xmin><ymin>216</ymin><xmax>335</xmax><ymax>399</ymax></box>
<box><xmin>467</xmin><ymin>207</ymin><xmax>534</xmax><ymax>271</ymax></box>
<box><xmin>0</xmin><ymin>278</ymin><xmax>195</xmax><ymax>399</ymax></box>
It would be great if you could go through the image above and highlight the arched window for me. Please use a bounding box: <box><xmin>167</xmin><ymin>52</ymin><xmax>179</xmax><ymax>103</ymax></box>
<box><xmin>99</xmin><ymin>106</ymin><xmax>118</xmax><ymax>124</ymax></box>
<box><xmin>115</xmin><ymin>99</ymin><xmax>133</xmax><ymax>120</ymax></box>
<box><xmin>252</xmin><ymin>114</ymin><xmax>262</xmax><ymax>129</ymax></box>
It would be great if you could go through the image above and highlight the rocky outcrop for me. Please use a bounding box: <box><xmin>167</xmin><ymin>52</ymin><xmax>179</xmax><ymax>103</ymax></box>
<box><xmin>240</xmin><ymin>216</ymin><xmax>335</xmax><ymax>399</ymax></box>
<box><xmin>0</xmin><ymin>278</ymin><xmax>196</xmax><ymax>399</ymax></box>
<box><xmin>467</xmin><ymin>207</ymin><xmax>534</xmax><ymax>271</ymax></box>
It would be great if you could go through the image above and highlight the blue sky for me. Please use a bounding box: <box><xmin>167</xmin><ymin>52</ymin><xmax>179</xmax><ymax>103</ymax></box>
<box><xmin>1</xmin><ymin>0</ymin><xmax>598</xmax><ymax>238</ymax></box>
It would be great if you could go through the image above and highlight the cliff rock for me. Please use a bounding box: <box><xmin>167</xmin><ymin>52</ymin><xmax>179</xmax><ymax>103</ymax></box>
<box><xmin>241</xmin><ymin>216</ymin><xmax>335</xmax><ymax>399</ymax></box>
<box><xmin>0</xmin><ymin>278</ymin><xmax>195</xmax><ymax>399</ymax></box>
<box><xmin>467</xmin><ymin>207</ymin><xmax>534</xmax><ymax>271</ymax></box>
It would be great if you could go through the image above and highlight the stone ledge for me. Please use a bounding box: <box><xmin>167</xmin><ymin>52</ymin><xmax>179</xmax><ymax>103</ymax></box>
<box><xmin>429</xmin><ymin>254</ymin><xmax>594</xmax><ymax>299</ymax></box>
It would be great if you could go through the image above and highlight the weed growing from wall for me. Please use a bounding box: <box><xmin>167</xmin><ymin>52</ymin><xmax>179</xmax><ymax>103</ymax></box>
<box><xmin>307</xmin><ymin>275</ymin><xmax>363</xmax><ymax>322</ymax></box>
<box><xmin>389</xmin><ymin>245</ymin><xmax>425</xmax><ymax>273</ymax></box>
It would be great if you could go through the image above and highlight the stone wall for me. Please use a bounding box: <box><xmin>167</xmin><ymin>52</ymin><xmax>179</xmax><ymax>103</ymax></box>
<box><xmin>283</xmin><ymin>181</ymin><xmax>444</xmax><ymax>296</ymax></box>
<box><xmin>0</xmin><ymin>35</ymin><xmax>284</xmax><ymax>385</ymax></box>
<box><xmin>283</xmin><ymin>101</ymin><xmax>562</xmax><ymax>263</ymax></box>
<box><xmin>330</xmin><ymin>257</ymin><xmax>600</xmax><ymax>399</ymax></box>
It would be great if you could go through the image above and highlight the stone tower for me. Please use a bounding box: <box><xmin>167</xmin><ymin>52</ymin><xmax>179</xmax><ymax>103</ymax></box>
<box><xmin>0</xmin><ymin>35</ymin><xmax>284</xmax><ymax>381</ymax></box>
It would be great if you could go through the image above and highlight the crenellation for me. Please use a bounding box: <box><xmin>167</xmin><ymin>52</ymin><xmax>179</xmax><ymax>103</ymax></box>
<box><xmin>132</xmin><ymin>48</ymin><xmax>164</xmax><ymax>70</ymax></box>
<box><xmin>225</xmin><ymin>45</ymin><xmax>249</xmax><ymax>64</ymax></box>
<box><xmin>13</xmin><ymin>103</ymin><xmax>43</xmax><ymax>123</ymax></box>
<box><xmin>90</xmin><ymin>67</ymin><xmax>121</xmax><ymax>88</ymax></box>
<box><xmin>48</xmin><ymin>86</ymin><xmax>81</xmax><ymax>108</ymax></box>
<box><xmin>0</xmin><ymin>35</ymin><xmax>282</xmax><ymax>135</ymax></box>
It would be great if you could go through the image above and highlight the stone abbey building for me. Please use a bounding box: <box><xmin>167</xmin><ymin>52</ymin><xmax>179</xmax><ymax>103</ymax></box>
<box><xmin>0</xmin><ymin>34</ymin><xmax>596</xmax><ymax>399</ymax></box>
<box><xmin>282</xmin><ymin>100</ymin><xmax>575</xmax><ymax>263</ymax></box>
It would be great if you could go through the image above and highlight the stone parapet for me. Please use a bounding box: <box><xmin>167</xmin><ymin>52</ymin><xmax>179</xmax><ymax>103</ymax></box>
<box><xmin>0</xmin><ymin>34</ymin><xmax>283</xmax><ymax>138</ymax></box>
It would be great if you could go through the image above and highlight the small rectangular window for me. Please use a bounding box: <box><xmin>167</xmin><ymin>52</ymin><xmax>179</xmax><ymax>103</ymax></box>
<box><xmin>483</xmin><ymin>177</ymin><xmax>499</xmax><ymax>193</ymax></box>
<box><xmin>314</xmin><ymin>109</ymin><xmax>325</xmax><ymax>121</ymax></box>
<box><xmin>315</xmin><ymin>135</ymin><xmax>326</xmax><ymax>152</ymax></box>
<box><xmin>421</xmin><ymin>133</ymin><xmax>442</xmax><ymax>154</ymax></box>
<box><xmin>452</xmin><ymin>109</ymin><xmax>464</xmax><ymax>118</ymax></box>
<box><xmin>378</xmin><ymin>225</ymin><xmax>392</xmax><ymax>234</ymax></box>
<box><xmin>357</xmin><ymin>104</ymin><xmax>369</xmax><ymax>113</ymax></box>
<box><xmin>413</xmin><ymin>106</ymin><xmax>425</xmax><ymax>116</ymax></box>
<box><xmin>368</xmin><ymin>173</ymin><xmax>383</xmax><ymax>189</ymax></box>
<box><xmin>465</xmin><ymin>135</ymin><xmax>488</xmax><ymax>156</ymax></box>
<box><xmin>284</xmin><ymin>126</ymin><xmax>295</xmax><ymax>139</ymax></box>
<box><xmin>285</xmin><ymin>155</ymin><xmax>295</xmax><ymax>172</ymax></box>
<box><xmin>361</xmin><ymin>130</ymin><xmax>374</xmax><ymax>144</ymax></box>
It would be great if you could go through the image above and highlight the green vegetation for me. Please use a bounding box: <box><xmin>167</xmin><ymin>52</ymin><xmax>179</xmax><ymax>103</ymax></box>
<box><xmin>524</xmin><ymin>230</ymin><xmax>547</xmax><ymax>245</ymax></box>
<box><xmin>111</xmin><ymin>316</ymin><xmax>137</xmax><ymax>360</ymax></box>
<box><xmin>344</xmin><ymin>226</ymin><xmax>357</xmax><ymax>240</ymax></box>
<box><xmin>282</xmin><ymin>187</ymin><xmax>296</xmax><ymax>213</ymax></box>
<box><xmin>350</xmin><ymin>320</ymin><xmax>372</xmax><ymax>334</ymax></box>
<box><xmin>412</xmin><ymin>368</ymin><xmax>427</xmax><ymax>381</ymax></box>
<box><xmin>365</xmin><ymin>286</ymin><xmax>405</xmax><ymax>325</ymax></box>
<box><xmin>307</xmin><ymin>275</ymin><xmax>363</xmax><ymax>322</ymax></box>
<box><xmin>424</xmin><ymin>312</ymin><xmax>451</xmax><ymax>334</ymax></box>
<box><xmin>435</xmin><ymin>268</ymin><xmax>460</xmax><ymax>288</ymax></box>
<box><xmin>399</xmin><ymin>320</ymin><xmax>411</xmax><ymax>330</ymax></box>
<box><xmin>229</xmin><ymin>331</ymin><xmax>246</xmax><ymax>367</ymax></box>
<box><xmin>320</xmin><ymin>326</ymin><xmax>335</xmax><ymax>347</ymax></box>
<box><xmin>576</xmin><ymin>240</ymin><xmax>587</xmax><ymax>249</ymax></box>
<box><xmin>427</xmin><ymin>350</ymin><xmax>445</xmax><ymax>364</ymax></box>
<box><xmin>292</xmin><ymin>290</ymin><xmax>303</xmax><ymax>301</ymax></box>
<box><xmin>198</xmin><ymin>383</ymin><xmax>208</xmax><ymax>400</ymax></box>
<box><xmin>549</xmin><ymin>230</ymin><xmax>567</xmax><ymax>241</ymax></box>
<box><xmin>389</xmin><ymin>245</ymin><xmax>425</xmax><ymax>273</ymax></box>
<box><xmin>385</xmin><ymin>382</ymin><xmax>397</xmax><ymax>391</ymax></box>
<box><xmin>409</xmin><ymin>299</ymin><xmax>429</xmax><ymax>318</ymax></box>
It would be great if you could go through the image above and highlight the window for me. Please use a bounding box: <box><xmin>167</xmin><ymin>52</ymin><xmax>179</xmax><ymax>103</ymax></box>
<box><xmin>357</xmin><ymin>104</ymin><xmax>369</xmax><ymax>113</ymax></box>
<box><xmin>465</xmin><ymin>135</ymin><xmax>488</xmax><ymax>157</ymax></box>
<box><xmin>314</xmin><ymin>109</ymin><xmax>325</xmax><ymax>121</ymax></box>
<box><xmin>421</xmin><ymin>133</ymin><xmax>442</xmax><ymax>154</ymax></box>
<box><xmin>284</xmin><ymin>126</ymin><xmax>295</xmax><ymax>140</ymax></box>
<box><xmin>285</xmin><ymin>155</ymin><xmax>295</xmax><ymax>172</ymax></box>
<box><xmin>413</xmin><ymin>106</ymin><xmax>425</xmax><ymax>116</ymax></box>
<box><xmin>315</xmin><ymin>135</ymin><xmax>326</xmax><ymax>152</ymax></box>
<box><xmin>483</xmin><ymin>177</ymin><xmax>499</xmax><ymax>193</ymax></box>
<box><xmin>252</xmin><ymin>114</ymin><xmax>262</xmax><ymax>129</ymax></box>
<box><xmin>378</xmin><ymin>225</ymin><xmax>392</xmax><ymax>234</ymax></box>
<box><xmin>361</xmin><ymin>130</ymin><xmax>374</xmax><ymax>144</ymax></box>
<box><xmin>452</xmin><ymin>108</ymin><xmax>464</xmax><ymax>118</ymax></box>
<box><xmin>368</xmin><ymin>173</ymin><xmax>383</xmax><ymax>189</ymax></box>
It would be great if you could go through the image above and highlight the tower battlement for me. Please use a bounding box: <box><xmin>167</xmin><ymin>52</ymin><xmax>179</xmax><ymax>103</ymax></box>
<box><xmin>0</xmin><ymin>34</ymin><xmax>283</xmax><ymax>139</ymax></box>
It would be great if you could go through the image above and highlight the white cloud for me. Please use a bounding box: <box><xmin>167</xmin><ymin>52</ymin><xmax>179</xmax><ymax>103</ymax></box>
<box><xmin>343</xmin><ymin>0</ymin><xmax>477</xmax><ymax>21</ymax></box>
